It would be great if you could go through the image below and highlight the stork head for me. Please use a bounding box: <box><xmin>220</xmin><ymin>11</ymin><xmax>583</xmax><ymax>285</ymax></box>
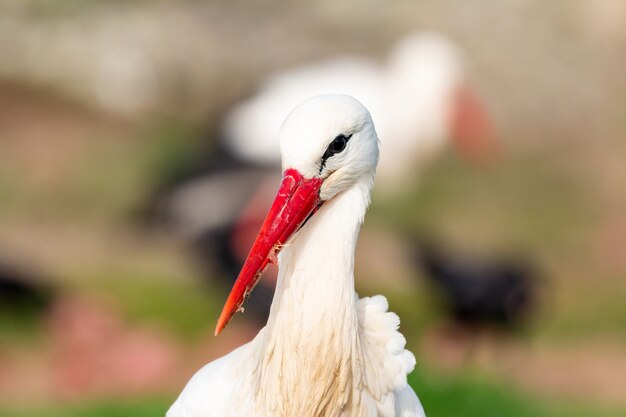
<box><xmin>280</xmin><ymin>94</ymin><xmax>379</xmax><ymax>199</ymax></box>
<box><xmin>389</xmin><ymin>32</ymin><xmax>499</xmax><ymax>163</ymax></box>
<box><xmin>215</xmin><ymin>95</ymin><xmax>378</xmax><ymax>334</ymax></box>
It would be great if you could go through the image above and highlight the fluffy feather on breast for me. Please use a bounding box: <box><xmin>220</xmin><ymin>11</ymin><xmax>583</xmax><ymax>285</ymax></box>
<box><xmin>356</xmin><ymin>295</ymin><xmax>424</xmax><ymax>416</ymax></box>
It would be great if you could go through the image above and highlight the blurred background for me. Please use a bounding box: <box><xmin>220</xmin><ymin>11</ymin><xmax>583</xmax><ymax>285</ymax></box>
<box><xmin>0</xmin><ymin>1</ymin><xmax>625</xmax><ymax>416</ymax></box>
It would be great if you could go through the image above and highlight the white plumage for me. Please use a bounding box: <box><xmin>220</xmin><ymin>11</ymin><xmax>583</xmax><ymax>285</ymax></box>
<box><xmin>168</xmin><ymin>95</ymin><xmax>425</xmax><ymax>417</ymax></box>
<box><xmin>169</xmin><ymin>297</ymin><xmax>422</xmax><ymax>417</ymax></box>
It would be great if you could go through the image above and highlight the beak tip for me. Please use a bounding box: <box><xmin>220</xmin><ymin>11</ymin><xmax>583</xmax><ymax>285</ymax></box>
<box><xmin>214</xmin><ymin>313</ymin><xmax>229</xmax><ymax>336</ymax></box>
<box><xmin>214</xmin><ymin>321</ymin><xmax>225</xmax><ymax>336</ymax></box>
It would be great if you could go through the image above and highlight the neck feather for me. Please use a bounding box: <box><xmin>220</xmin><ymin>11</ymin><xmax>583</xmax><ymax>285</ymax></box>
<box><xmin>248</xmin><ymin>177</ymin><xmax>373</xmax><ymax>416</ymax></box>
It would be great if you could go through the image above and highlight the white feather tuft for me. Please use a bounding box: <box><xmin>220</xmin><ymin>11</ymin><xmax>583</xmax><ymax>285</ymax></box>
<box><xmin>357</xmin><ymin>295</ymin><xmax>417</xmax><ymax>399</ymax></box>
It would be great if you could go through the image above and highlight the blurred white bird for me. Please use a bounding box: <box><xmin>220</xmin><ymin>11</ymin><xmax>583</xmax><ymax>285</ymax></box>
<box><xmin>222</xmin><ymin>32</ymin><xmax>497</xmax><ymax>190</ymax></box>
<box><xmin>168</xmin><ymin>95</ymin><xmax>425</xmax><ymax>417</ymax></box>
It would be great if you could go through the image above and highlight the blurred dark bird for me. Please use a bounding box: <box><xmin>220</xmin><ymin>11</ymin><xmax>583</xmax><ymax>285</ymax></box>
<box><xmin>145</xmin><ymin>142</ymin><xmax>278</xmax><ymax>325</ymax></box>
<box><xmin>0</xmin><ymin>261</ymin><xmax>54</xmax><ymax>316</ymax></box>
<box><xmin>414</xmin><ymin>239</ymin><xmax>538</xmax><ymax>328</ymax></box>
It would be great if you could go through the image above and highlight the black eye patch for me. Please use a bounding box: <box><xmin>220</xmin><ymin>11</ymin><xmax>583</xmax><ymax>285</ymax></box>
<box><xmin>320</xmin><ymin>134</ymin><xmax>352</xmax><ymax>172</ymax></box>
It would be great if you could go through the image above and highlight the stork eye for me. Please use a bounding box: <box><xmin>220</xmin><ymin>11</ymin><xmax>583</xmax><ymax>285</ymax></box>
<box><xmin>321</xmin><ymin>134</ymin><xmax>352</xmax><ymax>171</ymax></box>
<box><xmin>328</xmin><ymin>134</ymin><xmax>349</xmax><ymax>154</ymax></box>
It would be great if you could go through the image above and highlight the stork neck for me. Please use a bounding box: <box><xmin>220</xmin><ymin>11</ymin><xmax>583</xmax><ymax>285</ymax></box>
<box><xmin>249</xmin><ymin>177</ymin><xmax>372</xmax><ymax>416</ymax></box>
<box><xmin>270</xmin><ymin>177</ymin><xmax>371</xmax><ymax>328</ymax></box>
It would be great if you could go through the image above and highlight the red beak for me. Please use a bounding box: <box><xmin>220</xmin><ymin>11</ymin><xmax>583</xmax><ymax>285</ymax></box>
<box><xmin>215</xmin><ymin>168</ymin><xmax>324</xmax><ymax>335</ymax></box>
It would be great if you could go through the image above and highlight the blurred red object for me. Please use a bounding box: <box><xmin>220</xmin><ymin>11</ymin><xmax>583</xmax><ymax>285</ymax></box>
<box><xmin>48</xmin><ymin>296</ymin><xmax>180</xmax><ymax>398</ymax></box>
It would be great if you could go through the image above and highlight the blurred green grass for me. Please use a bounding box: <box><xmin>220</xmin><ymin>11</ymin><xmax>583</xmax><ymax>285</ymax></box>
<box><xmin>71</xmin><ymin>264</ymin><xmax>225</xmax><ymax>340</ymax></box>
<box><xmin>0</xmin><ymin>397</ymin><xmax>170</xmax><ymax>417</ymax></box>
<box><xmin>409</xmin><ymin>368</ymin><xmax>625</xmax><ymax>417</ymax></box>
<box><xmin>370</xmin><ymin>153</ymin><xmax>594</xmax><ymax>251</ymax></box>
<box><xmin>0</xmin><ymin>303</ymin><xmax>47</xmax><ymax>346</ymax></box>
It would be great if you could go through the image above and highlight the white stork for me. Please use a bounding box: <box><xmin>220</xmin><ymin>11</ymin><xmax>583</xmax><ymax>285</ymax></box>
<box><xmin>168</xmin><ymin>95</ymin><xmax>425</xmax><ymax>417</ymax></box>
